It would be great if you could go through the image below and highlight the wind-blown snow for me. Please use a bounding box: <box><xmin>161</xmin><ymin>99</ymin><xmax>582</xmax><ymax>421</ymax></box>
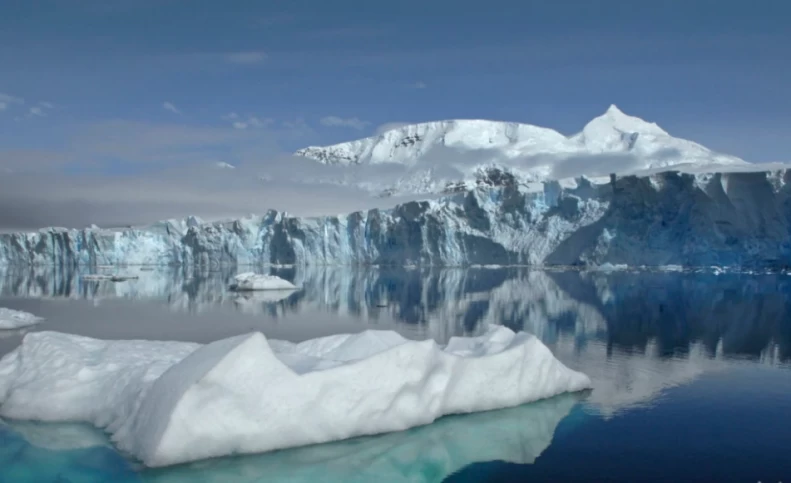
<box><xmin>0</xmin><ymin>326</ymin><xmax>590</xmax><ymax>467</ymax></box>
<box><xmin>0</xmin><ymin>308</ymin><xmax>43</xmax><ymax>330</ymax></box>
<box><xmin>231</xmin><ymin>272</ymin><xmax>297</xmax><ymax>291</ymax></box>
<box><xmin>295</xmin><ymin>105</ymin><xmax>747</xmax><ymax>196</ymax></box>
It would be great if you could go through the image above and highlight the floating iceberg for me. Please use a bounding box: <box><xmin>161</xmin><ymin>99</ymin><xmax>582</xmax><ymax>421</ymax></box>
<box><xmin>0</xmin><ymin>327</ymin><xmax>590</xmax><ymax>467</ymax></box>
<box><xmin>230</xmin><ymin>272</ymin><xmax>297</xmax><ymax>291</ymax></box>
<box><xmin>0</xmin><ymin>308</ymin><xmax>43</xmax><ymax>330</ymax></box>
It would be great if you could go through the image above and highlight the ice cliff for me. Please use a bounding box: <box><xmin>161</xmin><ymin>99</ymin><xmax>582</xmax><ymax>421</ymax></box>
<box><xmin>2</xmin><ymin>169</ymin><xmax>791</xmax><ymax>268</ymax></box>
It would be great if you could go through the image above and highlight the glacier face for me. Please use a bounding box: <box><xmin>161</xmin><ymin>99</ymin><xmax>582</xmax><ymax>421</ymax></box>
<box><xmin>2</xmin><ymin>169</ymin><xmax>791</xmax><ymax>268</ymax></box>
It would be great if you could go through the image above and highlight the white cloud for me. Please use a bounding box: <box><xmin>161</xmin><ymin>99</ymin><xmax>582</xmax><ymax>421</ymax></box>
<box><xmin>28</xmin><ymin>106</ymin><xmax>45</xmax><ymax>117</ymax></box>
<box><xmin>224</xmin><ymin>114</ymin><xmax>274</xmax><ymax>130</ymax></box>
<box><xmin>163</xmin><ymin>101</ymin><xmax>181</xmax><ymax>115</ymax></box>
<box><xmin>410</xmin><ymin>81</ymin><xmax>428</xmax><ymax>89</ymax></box>
<box><xmin>0</xmin><ymin>92</ymin><xmax>24</xmax><ymax>111</ymax></box>
<box><xmin>226</xmin><ymin>51</ymin><xmax>267</xmax><ymax>64</ymax></box>
<box><xmin>320</xmin><ymin>116</ymin><xmax>370</xmax><ymax>130</ymax></box>
<box><xmin>247</xmin><ymin>116</ymin><xmax>272</xmax><ymax>128</ymax></box>
<box><xmin>38</xmin><ymin>101</ymin><xmax>55</xmax><ymax>109</ymax></box>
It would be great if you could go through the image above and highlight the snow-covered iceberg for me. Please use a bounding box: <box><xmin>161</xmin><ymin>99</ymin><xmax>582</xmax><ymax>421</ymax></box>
<box><xmin>2</xmin><ymin>169</ymin><xmax>791</xmax><ymax>269</ymax></box>
<box><xmin>230</xmin><ymin>272</ymin><xmax>297</xmax><ymax>291</ymax></box>
<box><xmin>0</xmin><ymin>308</ymin><xmax>43</xmax><ymax>330</ymax></box>
<box><xmin>0</xmin><ymin>326</ymin><xmax>590</xmax><ymax>467</ymax></box>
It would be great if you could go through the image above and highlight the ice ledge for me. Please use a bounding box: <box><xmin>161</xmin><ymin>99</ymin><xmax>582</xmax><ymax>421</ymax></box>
<box><xmin>0</xmin><ymin>327</ymin><xmax>591</xmax><ymax>467</ymax></box>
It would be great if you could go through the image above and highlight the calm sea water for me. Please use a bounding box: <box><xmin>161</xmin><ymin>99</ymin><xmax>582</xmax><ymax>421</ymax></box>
<box><xmin>0</xmin><ymin>266</ymin><xmax>789</xmax><ymax>483</ymax></box>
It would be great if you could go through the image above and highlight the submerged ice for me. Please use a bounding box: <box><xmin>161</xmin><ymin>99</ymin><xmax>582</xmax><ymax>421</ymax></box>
<box><xmin>0</xmin><ymin>326</ymin><xmax>590</xmax><ymax>467</ymax></box>
<box><xmin>2</xmin><ymin>169</ymin><xmax>791</xmax><ymax>269</ymax></box>
<box><xmin>1</xmin><ymin>392</ymin><xmax>582</xmax><ymax>483</ymax></box>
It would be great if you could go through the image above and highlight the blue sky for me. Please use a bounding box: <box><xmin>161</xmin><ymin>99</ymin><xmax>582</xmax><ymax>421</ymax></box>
<box><xmin>0</xmin><ymin>0</ymin><xmax>789</xmax><ymax>228</ymax></box>
<box><xmin>1</xmin><ymin>0</ymin><xmax>789</xmax><ymax>161</ymax></box>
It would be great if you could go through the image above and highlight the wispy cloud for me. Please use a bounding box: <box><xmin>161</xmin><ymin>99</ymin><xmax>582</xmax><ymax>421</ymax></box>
<box><xmin>222</xmin><ymin>112</ymin><xmax>274</xmax><ymax>130</ymax></box>
<box><xmin>226</xmin><ymin>51</ymin><xmax>267</xmax><ymax>65</ymax></box>
<box><xmin>410</xmin><ymin>81</ymin><xmax>428</xmax><ymax>89</ymax></box>
<box><xmin>12</xmin><ymin>101</ymin><xmax>56</xmax><ymax>121</ymax></box>
<box><xmin>163</xmin><ymin>101</ymin><xmax>181</xmax><ymax>115</ymax></box>
<box><xmin>0</xmin><ymin>92</ymin><xmax>24</xmax><ymax>111</ymax></box>
<box><xmin>320</xmin><ymin>116</ymin><xmax>370</xmax><ymax>130</ymax></box>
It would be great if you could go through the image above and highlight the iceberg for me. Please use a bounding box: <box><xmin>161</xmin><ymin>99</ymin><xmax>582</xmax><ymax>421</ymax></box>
<box><xmin>0</xmin><ymin>308</ymin><xmax>43</xmax><ymax>330</ymax></box>
<box><xmin>0</xmin><ymin>326</ymin><xmax>590</xmax><ymax>468</ymax></box>
<box><xmin>230</xmin><ymin>272</ymin><xmax>297</xmax><ymax>291</ymax></box>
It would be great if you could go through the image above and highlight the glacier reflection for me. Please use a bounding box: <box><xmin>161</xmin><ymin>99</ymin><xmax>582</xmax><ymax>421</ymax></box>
<box><xmin>1</xmin><ymin>265</ymin><xmax>789</xmax><ymax>419</ymax></box>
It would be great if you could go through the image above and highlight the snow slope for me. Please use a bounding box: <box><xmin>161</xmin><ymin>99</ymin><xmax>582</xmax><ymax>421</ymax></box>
<box><xmin>295</xmin><ymin>105</ymin><xmax>746</xmax><ymax>196</ymax></box>
<box><xmin>2</xmin><ymin>168</ymin><xmax>791</xmax><ymax>268</ymax></box>
<box><xmin>0</xmin><ymin>326</ymin><xmax>591</xmax><ymax>467</ymax></box>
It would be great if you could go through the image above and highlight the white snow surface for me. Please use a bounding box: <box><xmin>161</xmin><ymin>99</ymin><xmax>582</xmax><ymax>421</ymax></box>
<box><xmin>295</xmin><ymin>105</ymin><xmax>747</xmax><ymax>196</ymax></box>
<box><xmin>0</xmin><ymin>308</ymin><xmax>43</xmax><ymax>330</ymax></box>
<box><xmin>0</xmin><ymin>326</ymin><xmax>591</xmax><ymax>467</ymax></box>
<box><xmin>231</xmin><ymin>272</ymin><xmax>297</xmax><ymax>291</ymax></box>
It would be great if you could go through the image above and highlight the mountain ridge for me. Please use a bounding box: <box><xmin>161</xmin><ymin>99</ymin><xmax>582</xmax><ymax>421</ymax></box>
<box><xmin>294</xmin><ymin>105</ymin><xmax>747</xmax><ymax>197</ymax></box>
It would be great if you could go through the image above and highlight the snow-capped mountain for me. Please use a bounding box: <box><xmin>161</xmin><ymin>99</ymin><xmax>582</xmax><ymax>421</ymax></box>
<box><xmin>295</xmin><ymin>105</ymin><xmax>747</xmax><ymax>196</ymax></box>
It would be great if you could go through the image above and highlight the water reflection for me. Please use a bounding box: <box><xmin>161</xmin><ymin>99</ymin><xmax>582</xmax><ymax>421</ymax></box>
<box><xmin>4</xmin><ymin>268</ymin><xmax>790</xmax><ymax>420</ymax></box>
<box><xmin>0</xmin><ymin>393</ymin><xmax>583</xmax><ymax>483</ymax></box>
<box><xmin>1</xmin><ymin>266</ymin><xmax>790</xmax><ymax>480</ymax></box>
<box><xmin>2</xmin><ymin>266</ymin><xmax>789</xmax><ymax>365</ymax></box>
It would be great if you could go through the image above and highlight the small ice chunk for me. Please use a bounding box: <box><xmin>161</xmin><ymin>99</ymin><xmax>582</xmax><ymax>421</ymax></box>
<box><xmin>0</xmin><ymin>308</ymin><xmax>43</xmax><ymax>330</ymax></box>
<box><xmin>231</xmin><ymin>272</ymin><xmax>297</xmax><ymax>291</ymax></box>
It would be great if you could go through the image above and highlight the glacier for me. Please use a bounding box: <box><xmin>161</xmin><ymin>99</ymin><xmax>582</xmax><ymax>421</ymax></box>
<box><xmin>0</xmin><ymin>326</ymin><xmax>591</xmax><ymax>467</ymax></box>
<box><xmin>2</xmin><ymin>169</ymin><xmax>791</xmax><ymax>269</ymax></box>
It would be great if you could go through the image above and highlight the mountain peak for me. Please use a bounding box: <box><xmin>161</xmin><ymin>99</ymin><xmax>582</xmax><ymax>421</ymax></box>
<box><xmin>576</xmin><ymin>105</ymin><xmax>669</xmax><ymax>149</ymax></box>
<box><xmin>605</xmin><ymin>104</ymin><xmax>625</xmax><ymax>116</ymax></box>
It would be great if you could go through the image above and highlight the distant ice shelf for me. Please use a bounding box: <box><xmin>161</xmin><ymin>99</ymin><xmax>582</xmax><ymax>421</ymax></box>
<box><xmin>2</xmin><ymin>169</ymin><xmax>791</xmax><ymax>269</ymax></box>
<box><xmin>0</xmin><ymin>326</ymin><xmax>591</xmax><ymax>467</ymax></box>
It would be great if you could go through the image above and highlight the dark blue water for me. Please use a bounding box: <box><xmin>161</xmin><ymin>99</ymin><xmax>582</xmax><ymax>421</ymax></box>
<box><xmin>1</xmin><ymin>266</ymin><xmax>790</xmax><ymax>482</ymax></box>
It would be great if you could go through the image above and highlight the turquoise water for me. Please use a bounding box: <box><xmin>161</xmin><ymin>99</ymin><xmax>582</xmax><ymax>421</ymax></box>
<box><xmin>1</xmin><ymin>267</ymin><xmax>790</xmax><ymax>482</ymax></box>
